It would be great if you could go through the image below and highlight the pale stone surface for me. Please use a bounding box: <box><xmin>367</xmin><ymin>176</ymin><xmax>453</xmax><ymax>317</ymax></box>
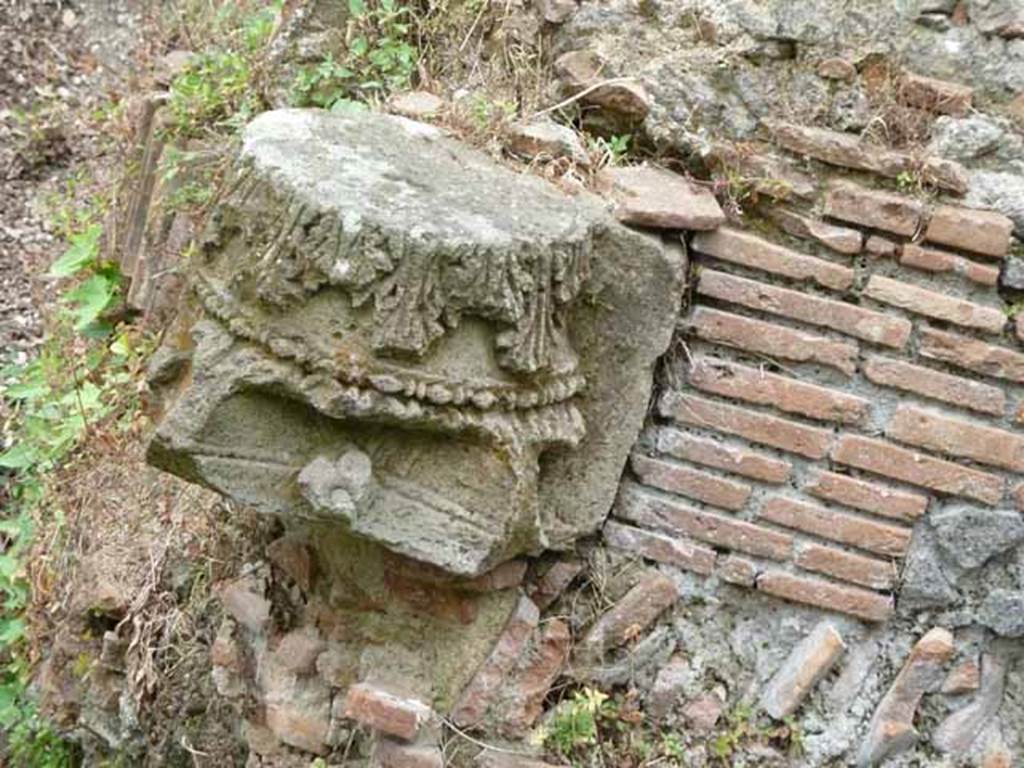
<box><xmin>933</xmin><ymin>652</ymin><xmax>1009</xmax><ymax>754</ymax></box>
<box><xmin>388</xmin><ymin>90</ymin><xmax>444</xmax><ymax>120</ymax></box>
<box><xmin>857</xmin><ymin>627</ymin><xmax>955</xmax><ymax>767</ymax></box>
<box><xmin>505</xmin><ymin>120</ymin><xmax>589</xmax><ymax>165</ymax></box>
<box><xmin>147</xmin><ymin>109</ymin><xmax>685</xmax><ymax>577</ymax></box>
<box><xmin>760</xmin><ymin>622</ymin><xmax>846</xmax><ymax>719</ymax></box>
<box><xmin>598</xmin><ymin>165</ymin><xmax>725</xmax><ymax>230</ymax></box>
<box><xmin>931</xmin><ymin>506</ymin><xmax>1024</xmax><ymax>569</ymax></box>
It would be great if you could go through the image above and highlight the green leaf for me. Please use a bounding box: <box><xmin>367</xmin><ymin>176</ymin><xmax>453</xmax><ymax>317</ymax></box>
<box><xmin>64</xmin><ymin>274</ymin><xmax>118</xmax><ymax>330</ymax></box>
<box><xmin>348</xmin><ymin>0</ymin><xmax>367</xmax><ymax>15</ymax></box>
<box><xmin>330</xmin><ymin>98</ymin><xmax>369</xmax><ymax>114</ymax></box>
<box><xmin>0</xmin><ymin>444</ymin><xmax>37</xmax><ymax>470</ymax></box>
<box><xmin>49</xmin><ymin>224</ymin><xmax>102</xmax><ymax>277</ymax></box>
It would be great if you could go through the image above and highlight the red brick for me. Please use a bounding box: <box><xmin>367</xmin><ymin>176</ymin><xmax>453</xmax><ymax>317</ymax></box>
<box><xmin>900</xmin><ymin>243</ymin><xmax>1000</xmax><ymax>286</ymax></box>
<box><xmin>824</xmin><ymin>183</ymin><xmax>924</xmax><ymax>236</ymax></box>
<box><xmin>688</xmin><ymin>357</ymin><xmax>869</xmax><ymax>424</ymax></box>
<box><xmin>925</xmin><ymin>205</ymin><xmax>1013</xmax><ymax>258</ymax></box>
<box><xmin>887</xmin><ymin>405</ymin><xmax>1024</xmax><ymax>472</ymax></box>
<box><xmin>767</xmin><ymin>123</ymin><xmax>967</xmax><ymax>194</ymax></box>
<box><xmin>795</xmin><ymin>542</ymin><xmax>897</xmax><ymax>590</ymax></box>
<box><xmin>692</xmin><ymin>227</ymin><xmax>854</xmax><ymax>290</ymax></box>
<box><xmin>831</xmin><ymin>435</ymin><xmax>1005</xmax><ymax>505</ymax></box>
<box><xmin>656</xmin><ymin>428</ymin><xmax>791</xmax><ymax>484</ymax></box>
<box><xmin>344</xmin><ymin>683</ymin><xmax>433</xmax><ymax>740</ymax></box>
<box><xmin>765</xmin><ymin>207</ymin><xmax>864</xmax><ymax>255</ymax></box>
<box><xmin>899</xmin><ymin>72</ymin><xmax>973</xmax><ymax>116</ymax></box>
<box><xmin>759</xmin><ymin>622</ymin><xmax>846</xmax><ymax>719</ymax></box>
<box><xmin>697</xmin><ymin>269</ymin><xmax>911</xmax><ymax>348</ymax></box>
<box><xmin>372</xmin><ymin>739</ymin><xmax>444</xmax><ymax>768</ymax></box>
<box><xmin>659</xmin><ymin>391</ymin><xmax>834</xmax><ymax>459</ymax></box>
<box><xmin>503</xmin><ymin>619</ymin><xmax>571</xmax><ymax>734</ymax></box>
<box><xmin>617</xmin><ymin>483</ymin><xmax>793</xmax><ymax>560</ymax></box>
<box><xmin>528</xmin><ymin>559</ymin><xmax>583</xmax><ymax>609</ymax></box>
<box><xmin>718</xmin><ymin>555</ymin><xmax>758</xmax><ymax>587</ymax></box>
<box><xmin>579</xmin><ymin>572</ymin><xmax>678</xmax><ymax>657</ymax></box>
<box><xmin>865</xmin><ymin>235</ymin><xmax>898</xmax><ymax>258</ymax></box>
<box><xmin>864</xmin><ymin>275</ymin><xmax>1006</xmax><ymax>334</ymax></box>
<box><xmin>804</xmin><ymin>470</ymin><xmax>928</xmax><ymax>523</ymax></box>
<box><xmin>604</xmin><ymin>519</ymin><xmax>717</xmax><ymax>575</ymax></box>
<box><xmin>631</xmin><ymin>452</ymin><xmax>752</xmax><ymax>511</ymax></box>
<box><xmin>863</xmin><ymin>356</ymin><xmax>1006</xmax><ymax>416</ymax></box>
<box><xmin>451</xmin><ymin>596</ymin><xmax>539</xmax><ymax>726</ymax></box>
<box><xmin>756</xmin><ymin>570</ymin><xmax>894</xmax><ymax>622</ymax></box>
<box><xmin>759</xmin><ymin>497</ymin><xmax>911</xmax><ymax>557</ymax></box>
<box><xmin>686</xmin><ymin>307</ymin><xmax>858</xmax><ymax>375</ymax></box>
<box><xmin>919</xmin><ymin>327</ymin><xmax>1024</xmax><ymax>383</ymax></box>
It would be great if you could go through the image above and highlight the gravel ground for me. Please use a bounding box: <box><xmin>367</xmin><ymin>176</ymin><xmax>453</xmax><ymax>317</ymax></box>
<box><xmin>0</xmin><ymin>0</ymin><xmax>145</xmax><ymax>370</ymax></box>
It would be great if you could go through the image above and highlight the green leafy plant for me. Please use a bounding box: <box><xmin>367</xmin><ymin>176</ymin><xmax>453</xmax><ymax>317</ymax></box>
<box><xmin>593</xmin><ymin>133</ymin><xmax>632</xmax><ymax>166</ymax></box>
<box><xmin>291</xmin><ymin>0</ymin><xmax>417</xmax><ymax>110</ymax></box>
<box><xmin>48</xmin><ymin>223</ymin><xmax>122</xmax><ymax>334</ymax></box>
<box><xmin>543</xmin><ymin>687</ymin><xmax>616</xmax><ymax>755</ymax></box>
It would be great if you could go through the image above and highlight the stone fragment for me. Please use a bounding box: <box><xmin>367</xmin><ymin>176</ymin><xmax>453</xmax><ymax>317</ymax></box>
<box><xmin>692</xmin><ymin>226</ymin><xmax>854</xmax><ymax>289</ymax></box>
<box><xmin>506</xmin><ymin>120</ymin><xmax>589</xmax><ymax>165</ymax></box>
<box><xmin>717</xmin><ymin>555</ymin><xmax>758</xmax><ymax>587</ymax></box>
<box><xmin>932</xmin><ymin>505</ymin><xmax>1024</xmax><ymax>568</ymax></box>
<box><xmin>147</xmin><ymin>109</ymin><xmax>685</xmax><ymax>577</ymax></box>
<box><xmin>451</xmin><ymin>596</ymin><xmax>539</xmax><ymax>726</ymax></box>
<box><xmin>767</xmin><ymin>122</ymin><xmax>967</xmax><ymax>194</ymax></box>
<box><xmin>682</xmin><ymin>691</ymin><xmax>725</xmax><ymax>732</ymax></box>
<box><xmin>1003</xmin><ymin>256</ymin><xmax>1024</xmax><ymax>290</ymax></box>
<box><xmin>899</xmin><ymin>528</ymin><xmax>959</xmax><ymax>610</ymax></box>
<box><xmin>267</xmin><ymin>536</ymin><xmax>314</xmax><ymax>591</ymax></box>
<box><xmin>817</xmin><ymin>57</ymin><xmax>857</xmax><ymax>81</ymax></box>
<box><xmin>831</xmin><ymin>435</ymin><xmax>1004</xmax><ymax>506</ymax></box>
<box><xmin>708</xmin><ymin>143</ymin><xmax>817</xmax><ymax>200</ymax></box>
<box><xmin>656</xmin><ymin>428</ymin><xmax>791</xmax><ymax>484</ymax></box>
<box><xmin>887</xmin><ymin>405</ymin><xmax>1024</xmax><ymax>472</ymax></box>
<box><xmin>372</xmin><ymin>737</ymin><xmax>445</xmax><ymax>768</ymax></box>
<box><xmin>528</xmin><ymin>559</ymin><xmax>583</xmax><ymax>609</ymax></box>
<box><xmin>698</xmin><ymin>269</ymin><xmax>912</xmax><ymax>348</ymax></box>
<box><xmin>930</xmin><ymin>115</ymin><xmax>1006</xmax><ymax>161</ymax></box>
<box><xmin>900</xmin><ymin>243</ymin><xmax>1000</xmax><ymax>286</ymax></box>
<box><xmin>262</xmin><ymin>654</ymin><xmax>332</xmax><ymax>754</ymax></box>
<box><xmin>648</xmin><ymin>654</ymin><xmax>692</xmax><ymax>719</ymax></box>
<box><xmin>755</xmin><ymin>570</ymin><xmax>893</xmax><ymax>622</ymax></box>
<box><xmin>578</xmin><ymin>573</ymin><xmax>678</xmax><ymax>658</ymax></box>
<box><xmin>501</xmin><ymin>619</ymin><xmax>571</xmax><ymax>733</ymax></box>
<box><xmin>660</xmin><ymin>391</ymin><xmax>833</xmax><ymax>460</ymax></box>
<box><xmin>823</xmin><ymin>183</ymin><xmax>924</xmax><ymax>236</ymax></box>
<box><xmin>919</xmin><ymin>327</ymin><xmax>1024</xmax><ymax>383</ymax></box>
<box><xmin>925</xmin><ymin>205</ymin><xmax>1014</xmax><ymax>257</ymax></box>
<box><xmin>687</xmin><ymin>357</ymin><xmax>869</xmax><ymax>424</ymax></box>
<box><xmin>971</xmin><ymin>0</ymin><xmax>1024</xmax><ymax>37</ymax></box>
<box><xmin>865</xmin><ymin>356</ymin><xmax>1005</xmax><ymax>417</ymax></box>
<box><xmin>762</xmin><ymin>207</ymin><xmax>863</xmax><ymax>254</ymax></box>
<box><xmin>598</xmin><ymin>166</ymin><xmax>724</xmax><ymax>230</ymax></box>
<box><xmin>941</xmin><ymin>659</ymin><xmax>981</xmax><ymax>694</ymax></box>
<box><xmin>933</xmin><ymin>652</ymin><xmax>1009</xmax><ymax>754</ymax></box>
<box><xmin>760</xmin><ymin>622</ymin><xmax>846</xmax><ymax>719</ymax></box>
<box><xmin>534</xmin><ymin>0</ymin><xmax>576</xmax><ymax>24</ymax></box>
<box><xmin>604</xmin><ymin>520</ymin><xmax>717</xmax><ymax>575</ymax></box>
<box><xmin>554</xmin><ymin>50</ymin><xmax>650</xmax><ymax>123</ymax></box>
<box><xmin>899</xmin><ymin>72</ymin><xmax>973</xmax><ymax>115</ymax></box>
<box><xmin>344</xmin><ymin>683</ymin><xmax>434</xmax><ymax>740</ymax></box>
<box><xmin>858</xmin><ymin>628</ymin><xmax>955</xmax><ymax>766</ymax></box>
<box><xmin>759</xmin><ymin>497</ymin><xmax>910</xmax><ymax>557</ymax></box>
<box><xmin>388</xmin><ymin>91</ymin><xmax>444</xmax><ymax>120</ymax></box>
<box><xmin>273</xmin><ymin>626</ymin><xmax>326</xmax><ymax>676</ymax></box>
<box><xmin>685</xmin><ymin>307</ymin><xmax>858</xmax><ymax>375</ymax></box>
<box><xmin>978</xmin><ymin>590</ymin><xmax>1024</xmax><ymax>637</ymax></box>
<box><xmin>617</xmin><ymin>484</ymin><xmax>794</xmax><ymax>561</ymax></box>
<box><xmin>804</xmin><ymin>470</ymin><xmax>928</xmax><ymax>522</ymax></box>
<box><xmin>218</xmin><ymin>574</ymin><xmax>271</xmax><ymax>634</ymax></box>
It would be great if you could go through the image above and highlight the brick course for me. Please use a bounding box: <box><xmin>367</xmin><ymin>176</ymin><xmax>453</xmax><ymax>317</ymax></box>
<box><xmin>697</xmin><ymin>269</ymin><xmax>912</xmax><ymax>347</ymax></box>
<box><xmin>864</xmin><ymin>275</ymin><xmax>1006</xmax><ymax>334</ymax></box>
<box><xmin>918</xmin><ymin>328</ymin><xmax>1024</xmax><ymax>383</ymax></box>
<box><xmin>924</xmin><ymin>205</ymin><xmax>1013</xmax><ymax>258</ymax></box>
<box><xmin>659</xmin><ymin>391</ymin><xmax>834</xmax><ymax>459</ymax></box>
<box><xmin>899</xmin><ymin>243</ymin><xmax>1000</xmax><ymax>286</ymax></box>
<box><xmin>759</xmin><ymin>497</ymin><xmax>911</xmax><ymax>557</ymax></box>
<box><xmin>604</xmin><ymin>519</ymin><xmax>717</xmax><ymax>575</ymax></box>
<box><xmin>687</xmin><ymin>307</ymin><xmax>858</xmax><ymax>375</ymax></box>
<box><xmin>823</xmin><ymin>183</ymin><xmax>924</xmax><ymax>236</ymax></box>
<box><xmin>794</xmin><ymin>542</ymin><xmax>897</xmax><ymax>590</ymax></box>
<box><xmin>804</xmin><ymin>470</ymin><xmax>928</xmax><ymax>523</ymax></box>
<box><xmin>655</xmin><ymin>428</ymin><xmax>792</xmax><ymax>484</ymax></box>
<box><xmin>756</xmin><ymin>570</ymin><xmax>894</xmax><ymax>622</ymax></box>
<box><xmin>692</xmin><ymin>227</ymin><xmax>854</xmax><ymax>290</ymax></box>
<box><xmin>886</xmin><ymin>405</ymin><xmax>1024</xmax><ymax>472</ymax></box>
<box><xmin>631</xmin><ymin>452</ymin><xmax>752</xmax><ymax>510</ymax></box>
<box><xmin>862</xmin><ymin>356</ymin><xmax>1006</xmax><ymax>416</ymax></box>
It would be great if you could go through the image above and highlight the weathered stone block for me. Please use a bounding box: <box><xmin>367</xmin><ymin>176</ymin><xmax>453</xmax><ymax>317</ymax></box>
<box><xmin>146</xmin><ymin>109</ymin><xmax>685</xmax><ymax>576</ymax></box>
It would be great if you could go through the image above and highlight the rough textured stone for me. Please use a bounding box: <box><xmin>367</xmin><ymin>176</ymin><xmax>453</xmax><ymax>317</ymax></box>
<box><xmin>598</xmin><ymin>166</ymin><xmax>725</xmax><ymax>230</ymax></box>
<box><xmin>941</xmin><ymin>659</ymin><xmax>981</xmax><ymax>695</ymax></box>
<box><xmin>760</xmin><ymin>622</ymin><xmax>846</xmax><ymax>719</ymax></box>
<box><xmin>554</xmin><ymin>50</ymin><xmax>650</xmax><ymax>124</ymax></box>
<box><xmin>899</xmin><ymin>528</ymin><xmax>959</xmax><ymax>611</ymax></box>
<box><xmin>978</xmin><ymin>590</ymin><xmax>1024</xmax><ymax>637</ymax></box>
<box><xmin>218</xmin><ymin>574</ymin><xmax>271</xmax><ymax>634</ymax></box>
<box><xmin>146</xmin><ymin>109</ymin><xmax>685</xmax><ymax>577</ymax></box>
<box><xmin>857</xmin><ymin>628</ymin><xmax>955</xmax><ymax>766</ymax></box>
<box><xmin>261</xmin><ymin>649</ymin><xmax>333</xmax><ymax>754</ymax></box>
<box><xmin>682</xmin><ymin>691</ymin><xmax>725</xmax><ymax>732</ymax></box>
<box><xmin>817</xmin><ymin>57</ymin><xmax>857</xmax><ymax>81</ymax></box>
<box><xmin>505</xmin><ymin>120</ymin><xmax>589</xmax><ymax>165</ymax></box>
<box><xmin>933</xmin><ymin>652</ymin><xmax>1009</xmax><ymax>754</ymax></box>
<box><xmin>388</xmin><ymin>91</ymin><xmax>444</xmax><ymax>120</ymax></box>
<box><xmin>931</xmin><ymin>505</ymin><xmax>1024</xmax><ymax>569</ymax></box>
<box><xmin>534</xmin><ymin>0</ymin><xmax>577</xmax><ymax>24</ymax></box>
<box><xmin>647</xmin><ymin>654</ymin><xmax>692</xmax><ymax>719</ymax></box>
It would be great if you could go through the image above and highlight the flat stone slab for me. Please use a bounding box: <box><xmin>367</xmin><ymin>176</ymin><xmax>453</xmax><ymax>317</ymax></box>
<box><xmin>597</xmin><ymin>166</ymin><xmax>725</xmax><ymax>230</ymax></box>
<box><xmin>147</xmin><ymin>109</ymin><xmax>685</xmax><ymax>576</ymax></box>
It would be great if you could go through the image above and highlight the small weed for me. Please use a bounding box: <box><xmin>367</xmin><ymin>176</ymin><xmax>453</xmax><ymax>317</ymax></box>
<box><xmin>591</xmin><ymin>133</ymin><xmax>633</xmax><ymax>166</ymax></box>
<box><xmin>291</xmin><ymin>0</ymin><xmax>417</xmax><ymax>111</ymax></box>
<box><xmin>544</xmin><ymin>687</ymin><xmax>614</xmax><ymax>754</ymax></box>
